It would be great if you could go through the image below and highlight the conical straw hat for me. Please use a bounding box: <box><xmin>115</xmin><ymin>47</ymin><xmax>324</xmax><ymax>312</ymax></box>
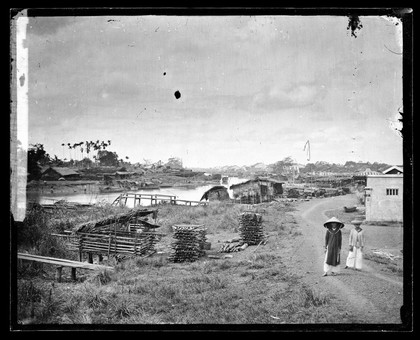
<box><xmin>323</xmin><ymin>217</ymin><xmax>344</xmax><ymax>229</ymax></box>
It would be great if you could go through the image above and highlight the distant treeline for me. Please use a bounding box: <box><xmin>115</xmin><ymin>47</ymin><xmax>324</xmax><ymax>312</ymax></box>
<box><xmin>298</xmin><ymin>161</ymin><xmax>394</xmax><ymax>174</ymax></box>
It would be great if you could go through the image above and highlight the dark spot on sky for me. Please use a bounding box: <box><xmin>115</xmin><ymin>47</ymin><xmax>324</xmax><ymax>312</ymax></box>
<box><xmin>155</xmin><ymin>27</ymin><xmax>159</xmax><ymax>32</ymax></box>
<box><xmin>19</xmin><ymin>74</ymin><xmax>25</xmax><ymax>87</ymax></box>
<box><xmin>347</xmin><ymin>15</ymin><xmax>363</xmax><ymax>38</ymax></box>
<box><xmin>174</xmin><ymin>90</ymin><xmax>181</xmax><ymax>99</ymax></box>
<box><xmin>163</xmin><ymin>72</ymin><xmax>166</xmax><ymax>76</ymax></box>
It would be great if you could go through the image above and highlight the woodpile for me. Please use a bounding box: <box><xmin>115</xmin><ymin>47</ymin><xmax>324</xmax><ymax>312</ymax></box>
<box><xmin>219</xmin><ymin>241</ymin><xmax>248</xmax><ymax>253</ymax></box>
<box><xmin>238</xmin><ymin>212</ymin><xmax>264</xmax><ymax>245</ymax></box>
<box><xmin>167</xmin><ymin>225</ymin><xmax>207</xmax><ymax>263</ymax></box>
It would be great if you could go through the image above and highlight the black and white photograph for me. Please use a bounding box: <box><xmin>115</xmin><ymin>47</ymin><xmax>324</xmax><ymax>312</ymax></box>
<box><xmin>10</xmin><ymin>8</ymin><xmax>413</xmax><ymax>331</ymax></box>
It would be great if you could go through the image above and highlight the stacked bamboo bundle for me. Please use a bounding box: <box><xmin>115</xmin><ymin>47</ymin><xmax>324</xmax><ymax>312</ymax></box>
<box><xmin>238</xmin><ymin>212</ymin><xmax>264</xmax><ymax>245</ymax></box>
<box><xmin>67</xmin><ymin>231</ymin><xmax>163</xmax><ymax>257</ymax></box>
<box><xmin>168</xmin><ymin>225</ymin><xmax>207</xmax><ymax>262</ymax></box>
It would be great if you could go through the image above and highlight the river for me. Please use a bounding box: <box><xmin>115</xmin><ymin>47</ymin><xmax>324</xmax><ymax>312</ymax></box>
<box><xmin>28</xmin><ymin>177</ymin><xmax>249</xmax><ymax>207</ymax></box>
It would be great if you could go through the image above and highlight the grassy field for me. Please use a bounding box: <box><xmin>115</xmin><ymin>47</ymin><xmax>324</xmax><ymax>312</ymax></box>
<box><xmin>16</xmin><ymin>200</ymin><xmax>356</xmax><ymax>325</ymax></box>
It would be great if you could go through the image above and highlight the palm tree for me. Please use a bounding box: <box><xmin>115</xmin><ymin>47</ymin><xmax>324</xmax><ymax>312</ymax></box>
<box><xmin>67</xmin><ymin>143</ymin><xmax>72</xmax><ymax>161</ymax></box>
<box><xmin>71</xmin><ymin>143</ymin><xmax>78</xmax><ymax>161</ymax></box>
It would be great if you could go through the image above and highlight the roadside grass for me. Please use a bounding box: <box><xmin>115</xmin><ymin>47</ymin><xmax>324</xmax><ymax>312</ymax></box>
<box><xmin>17</xmin><ymin>254</ymin><xmax>343</xmax><ymax>324</ymax></box>
<box><xmin>17</xmin><ymin>200</ymin><xmax>344</xmax><ymax>324</ymax></box>
<box><xmin>363</xmin><ymin>253</ymin><xmax>403</xmax><ymax>276</ymax></box>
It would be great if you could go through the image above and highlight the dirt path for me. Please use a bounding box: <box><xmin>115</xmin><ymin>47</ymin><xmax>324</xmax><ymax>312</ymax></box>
<box><xmin>289</xmin><ymin>195</ymin><xmax>403</xmax><ymax>324</ymax></box>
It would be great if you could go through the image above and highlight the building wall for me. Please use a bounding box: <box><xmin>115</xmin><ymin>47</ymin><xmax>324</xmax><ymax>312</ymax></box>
<box><xmin>365</xmin><ymin>175</ymin><xmax>403</xmax><ymax>222</ymax></box>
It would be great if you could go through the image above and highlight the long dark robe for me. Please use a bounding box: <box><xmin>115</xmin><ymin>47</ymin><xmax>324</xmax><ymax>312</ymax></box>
<box><xmin>325</xmin><ymin>228</ymin><xmax>342</xmax><ymax>266</ymax></box>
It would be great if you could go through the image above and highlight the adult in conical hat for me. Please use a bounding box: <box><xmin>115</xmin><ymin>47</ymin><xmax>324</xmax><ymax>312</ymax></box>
<box><xmin>322</xmin><ymin>217</ymin><xmax>343</xmax><ymax>277</ymax></box>
<box><xmin>323</xmin><ymin>217</ymin><xmax>345</xmax><ymax>229</ymax></box>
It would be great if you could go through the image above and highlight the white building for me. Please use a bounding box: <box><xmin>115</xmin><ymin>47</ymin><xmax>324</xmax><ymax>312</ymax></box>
<box><xmin>364</xmin><ymin>174</ymin><xmax>403</xmax><ymax>222</ymax></box>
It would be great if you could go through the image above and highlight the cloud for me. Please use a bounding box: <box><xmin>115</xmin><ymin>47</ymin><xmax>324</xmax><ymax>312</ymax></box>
<box><xmin>252</xmin><ymin>83</ymin><xmax>323</xmax><ymax>110</ymax></box>
<box><xmin>27</xmin><ymin>17</ymin><xmax>76</xmax><ymax>36</ymax></box>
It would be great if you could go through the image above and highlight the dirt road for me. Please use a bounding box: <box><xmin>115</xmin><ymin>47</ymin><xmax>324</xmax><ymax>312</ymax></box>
<box><xmin>289</xmin><ymin>195</ymin><xmax>404</xmax><ymax>324</ymax></box>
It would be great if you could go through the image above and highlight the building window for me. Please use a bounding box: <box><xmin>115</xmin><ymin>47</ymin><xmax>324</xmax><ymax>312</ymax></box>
<box><xmin>386</xmin><ymin>188</ymin><xmax>399</xmax><ymax>196</ymax></box>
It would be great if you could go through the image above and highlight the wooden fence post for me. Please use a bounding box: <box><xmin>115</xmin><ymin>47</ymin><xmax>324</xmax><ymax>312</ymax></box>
<box><xmin>71</xmin><ymin>267</ymin><xmax>77</xmax><ymax>281</ymax></box>
<box><xmin>55</xmin><ymin>266</ymin><xmax>63</xmax><ymax>282</ymax></box>
<box><xmin>78</xmin><ymin>234</ymin><xmax>83</xmax><ymax>261</ymax></box>
<box><xmin>107</xmin><ymin>233</ymin><xmax>112</xmax><ymax>259</ymax></box>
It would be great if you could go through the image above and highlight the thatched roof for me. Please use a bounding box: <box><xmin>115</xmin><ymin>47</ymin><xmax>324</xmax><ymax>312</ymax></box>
<box><xmin>44</xmin><ymin>167</ymin><xmax>80</xmax><ymax>177</ymax></box>
<box><xmin>229</xmin><ymin>177</ymin><xmax>284</xmax><ymax>190</ymax></box>
<box><xmin>73</xmin><ymin>208</ymin><xmax>158</xmax><ymax>233</ymax></box>
<box><xmin>200</xmin><ymin>185</ymin><xmax>229</xmax><ymax>201</ymax></box>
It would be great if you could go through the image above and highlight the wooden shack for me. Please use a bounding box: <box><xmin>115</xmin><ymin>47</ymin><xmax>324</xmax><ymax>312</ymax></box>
<box><xmin>68</xmin><ymin>208</ymin><xmax>164</xmax><ymax>260</ymax></box>
<box><xmin>229</xmin><ymin>177</ymin><xmax>283</xmax><ymax>204</ymax></box>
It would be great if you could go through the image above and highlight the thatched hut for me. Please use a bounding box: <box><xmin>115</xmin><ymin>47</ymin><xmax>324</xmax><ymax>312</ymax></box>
<box><xmin>200</xmin><ymin>186</ymin><xmax>230</xmax><ymax>201</ymax></box>
<box><xmin>41</xmin><ymin>167</ymin><xmax>80</xmax><ymax>181</ymax></box>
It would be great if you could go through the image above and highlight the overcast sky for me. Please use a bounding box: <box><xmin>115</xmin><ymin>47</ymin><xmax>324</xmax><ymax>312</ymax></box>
<box><xmin>24</xmin><ymin>14</ymin><xmax>403</xmax><ymax>168</ymax></box>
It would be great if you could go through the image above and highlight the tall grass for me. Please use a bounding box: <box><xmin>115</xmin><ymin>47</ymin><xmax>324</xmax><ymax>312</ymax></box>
<box><xmin>17</xmin><ymin>200</ymin><xmax>346</xmax><ymax>325</ymax></box>
<box><xmin>17</xmin><ymin>202</ymin><xmax>130</xmax><ymax>258</ymax></box>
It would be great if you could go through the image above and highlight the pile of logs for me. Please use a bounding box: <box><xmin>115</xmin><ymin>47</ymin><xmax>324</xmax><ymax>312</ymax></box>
<box><xmin>238</xmin><ymin>212</ymin><xmax>264</xmax><ymax>245</ymax></box>
<box><xmin>167</xmin><ymin>225</ymin><xmax>207</xmax><ymax>263</ymax></box>
<box><xmin>219</xmin><ymin>241</ymin><xmax>248</xmax><ymax>253</ymax></box>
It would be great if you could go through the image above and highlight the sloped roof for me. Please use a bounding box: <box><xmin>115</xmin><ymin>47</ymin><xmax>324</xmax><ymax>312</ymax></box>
<box><xmin>45</xmin><ymin>167</ymin><xmax>80</xmax><ymax>176</ymax></box>
<box><xmin>115</xmin><ymin>171</ymin><xmax>135</xmax><ymax>175</ymax></box>
<box><xmin>229</xmin><ymin>177</ymin><xmax>284</xmax><ymax>189</ymax></box>
<box><xmin>200</xmin><ymin>185</ymin><xmax>228</xmax><ymax>201</ymax></box>
<box><xmin>354</xmin><ymin>168</ymin><xmax>381</xmax><ymax>176</ymax></box>
<box><xmin>254</xmin><ymin>176</ymin><xmax>284</xmax><ymax>184</ymax></box>
<box><xmin>383</xmin><ymin>165</ymin><xmax>403</xmax><ymax>174</ymax></box>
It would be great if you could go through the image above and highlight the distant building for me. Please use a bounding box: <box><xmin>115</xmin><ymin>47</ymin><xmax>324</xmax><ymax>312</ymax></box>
<box><xmin>354</xmin><ymin>168</ymin><xmax>382</xmax><ymax>177</ymax></box>
<box><xmin>115</xmin><ymin>171</ymin><xmax>135</xmax><ymax>179</ymax></box>
<box><xmin>364</xmin><ymin>174</ymin><xmax>403</xmax><ymax>222</ymax></box>
<box><xmin>41</xmin><ymin>167</ymin><xmax>80</xmax><ymax>181</ymax></box>
<box><xmin>229</xmin><ymin>177</ymin><xmax>284</xmax><ymax>204</ymax></box>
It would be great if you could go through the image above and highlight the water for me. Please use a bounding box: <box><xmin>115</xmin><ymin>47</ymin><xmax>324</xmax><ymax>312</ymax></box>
<box><xmin>28</xmin><ymin>177</ymin><xmax>250</xmax><ymax>207</ymax></box>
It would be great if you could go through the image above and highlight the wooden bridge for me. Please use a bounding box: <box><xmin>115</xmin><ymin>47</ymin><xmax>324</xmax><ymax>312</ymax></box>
<box><xmin>112</xmin><ymin>192</ymin><xmax>208</xmax><ymax>207</ymax></box>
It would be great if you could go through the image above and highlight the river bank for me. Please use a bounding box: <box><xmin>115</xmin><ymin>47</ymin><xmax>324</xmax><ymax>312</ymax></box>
<box><xmin>26</xmin><ymin>178</ymin><xmax>221</xmax><ymax>195</ymax></box>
